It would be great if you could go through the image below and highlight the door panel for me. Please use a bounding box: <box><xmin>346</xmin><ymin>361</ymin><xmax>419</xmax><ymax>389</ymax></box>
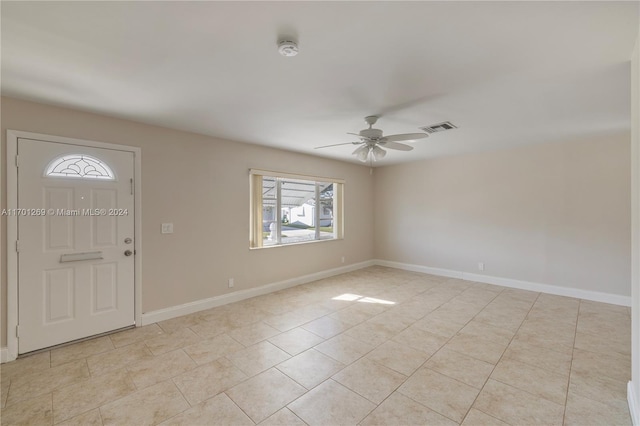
<box><xmin>44</xmin><ymin>268</ymin><xmax>74</xmax><ymax>323</ymax></box>
<box><xmin>92</xmin><ymin>262</ymin><xmax>118</xmax><ymax>313</ymax></box>
<box><xmin>18</xmin><ymin>138</ymin><xmax>135</xmax><ymax>353</ymax></box>
<box><xmin>44</xmin><ymin>188</ymin><xmax>75</xmax><ymax>250</ymax></box>
<box><xmin>91</xmin><ymin>189</ymin><xmax>117</xmax><ymax>247</ymax></box>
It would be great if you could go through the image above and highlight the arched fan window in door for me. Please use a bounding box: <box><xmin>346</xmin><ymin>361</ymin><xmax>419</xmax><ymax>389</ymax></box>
<box><xmin>45</xmin><ymin>154</ymin><xmax>115</xmax><ymax>180</ymax></box>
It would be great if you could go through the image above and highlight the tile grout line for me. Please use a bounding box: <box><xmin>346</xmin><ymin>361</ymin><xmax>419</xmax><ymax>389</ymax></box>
<box><xmin>561</xmin><ymin>298</ymin><xmax>581</xmax><ymax>426</ymax></box>
<box><xmin>563</xmin><ymin>302</ymin><xmax>633</xmax><ymax>415</ymax></box>
<box><xmin>286</xmin><ymin>407</ymin><xmax>310</xmax><ymax>426</ymax></box>
<box><xmin>170</xmin><ymin>373</ymin><xmax>197</xmax><ymax>409</ymax></box>
<box><xmin>222</xmin><ymin>390</ymin><xmax>258</xmax><ymax>425</ymax></box>
<box><xmin>372</xmin><ymin>285</ymin><xmax>507</xmax><ymax>424</ymax></box>
<box><xmin>472</xmin><ymin>293</ymin><xmax>598</xmax><ymax>417</ymax></box>
<box><xmin>48</xmin><ymin>393</ymin><xmax>53</xmax><ymax>425</ymax></box>
<box><xmin>335</xmin><ymin>283</ymin><xmax>497</xmax><ymax>423</ymax></box>
<box><xmin>96</xmin><ymin>405</ymin><xmax>105</xmax><ymax>426</ymax></box>
<box><xmin>459</xmin><ymin>290</ymin><xmax>542</xmax><ymax>425</ymax></box>
<box><xmin>403</xmin><ymin>316</ymin><xmax>501</xmax><ymax>420</ymax></box>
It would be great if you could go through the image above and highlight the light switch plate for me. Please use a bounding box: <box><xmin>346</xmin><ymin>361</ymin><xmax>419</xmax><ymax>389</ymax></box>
<box><xmin>161</xmin><ymin>223</ymin><xmax>174</xmax><ymax>234</ymax></box>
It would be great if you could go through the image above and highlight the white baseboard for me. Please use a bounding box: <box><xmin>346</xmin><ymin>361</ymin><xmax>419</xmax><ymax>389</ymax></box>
<box><xmin>630</xmin><ymin>381</ymin><xmax>639</xmax><ymax>426</ymax></box>
<box><xmin>141</xmin><ymin>260</ymin><xmax>375</xmax><ymax>325</ymax></box>
<box><xmin>374</xmin><ymin>259</ymin><xmax>632</xmax><ymax>306</ymax></box>
<box><xmin>0</xmin><ymin>347</ymin><xmax>9</xmax><ymax>363</ymax></box>
<box><xmin>375</xmin><ymin>260</ymin><xmax>464</xmax><ymax>280</ymax></box>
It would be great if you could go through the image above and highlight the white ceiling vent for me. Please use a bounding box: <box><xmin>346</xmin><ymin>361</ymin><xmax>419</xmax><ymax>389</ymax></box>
<box><xmin>419</xmin><ymin>121</ymin><xmax>457</xmax><ymax>134</ymax></box>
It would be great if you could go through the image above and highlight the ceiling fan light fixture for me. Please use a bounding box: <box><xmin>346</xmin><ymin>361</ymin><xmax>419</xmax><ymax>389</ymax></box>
<box><xmin>354</xmin><ymin>145</ymin><xmax>369</xmax><ymax>162</ymax></box>
<box><xmin>372</xmin><ymin>145</ymin><xmax>386</xmax><ymax>161</ymax></box>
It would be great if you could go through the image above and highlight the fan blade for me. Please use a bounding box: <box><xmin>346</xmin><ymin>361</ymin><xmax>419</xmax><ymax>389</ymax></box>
<box><xmin>347</xmin><ymin>132</ymin><xmax>369</xmax><ymax>140</ymax></box>
<box><xmin>314</xmin><ymin>142</ymin><xmax>361</xmax><ymax>149</ymax></box>
<box><xmin>383</xmin><ymin>133</ymin><xmax>428</xmax><ymax>143</ymax></box>
<box><xmin>382</xmin><ymin>141</ymin><xmax>414</xmax><ymax>151</ymax></box>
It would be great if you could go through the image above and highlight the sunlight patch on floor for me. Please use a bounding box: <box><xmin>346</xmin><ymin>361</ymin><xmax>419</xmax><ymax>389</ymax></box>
<box><xmin>332</xmin><ymin>294</ymin><xmax>396</xmax><ymax>305</ymax></box>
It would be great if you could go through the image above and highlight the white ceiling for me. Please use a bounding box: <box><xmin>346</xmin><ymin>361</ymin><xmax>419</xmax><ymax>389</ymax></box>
<box><xmin>2</xmin><ymin>1</ymin><xmax>638</xmax><ymax>166</ymax></box>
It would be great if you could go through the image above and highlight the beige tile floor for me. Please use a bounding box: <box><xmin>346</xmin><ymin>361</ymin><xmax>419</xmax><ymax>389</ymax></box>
<box><xmin>0</xmin><ymin>266</ymin><xmax>632</xmax><ymax>425</ymax></box>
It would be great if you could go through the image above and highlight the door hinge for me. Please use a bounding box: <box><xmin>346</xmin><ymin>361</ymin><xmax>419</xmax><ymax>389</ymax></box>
<box><xmin>15</xmin><ymin>240</ymin><xmax>19</xmax><ymax>253</ymax></box>
<box><xmin>16</xmin><ymin>325</ymin><xmax>20</xmax><ymax>338</ymax></box>
<box><xmin>130</xmin><ymin>178</ymin><xmax>134</xmax><ymax>195</ymax></box>
<box><xmin>15</xmin><ymin>155</ymin><xmax>19</xmax><ymax>168</ymax></box>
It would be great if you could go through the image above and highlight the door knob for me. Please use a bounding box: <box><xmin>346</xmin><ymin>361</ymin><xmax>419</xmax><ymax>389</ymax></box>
<box><xmin>124</xmin><ymin>250</ymin><xmax>133</xmax><ymax>256</ymax></box>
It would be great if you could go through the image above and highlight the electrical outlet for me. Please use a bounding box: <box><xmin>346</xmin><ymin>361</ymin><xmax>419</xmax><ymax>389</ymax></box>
<box><xmin>341</xmin><ymin>256</ymin><xmax>345</xmax><ymax>264</ymax></box>
<box><xmin>478</xmin><ymin>262</ymin><xmax>485</xmax><ymax>271</ymax></box>
<box><xmin>161</xmin><ymin>223</ymin><xmax>173</xmax><ymax>234</ymax></box>
<box><xmin>228</xmin><ymin>278</ymin><xmax>234</xmax><ymax>288</ymax></box>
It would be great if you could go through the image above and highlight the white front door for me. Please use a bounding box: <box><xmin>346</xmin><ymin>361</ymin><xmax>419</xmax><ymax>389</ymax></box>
<box><xmin>17</xmin><ymin>137</ymin><xmax>135</xmax><ymax>353</ymax></box>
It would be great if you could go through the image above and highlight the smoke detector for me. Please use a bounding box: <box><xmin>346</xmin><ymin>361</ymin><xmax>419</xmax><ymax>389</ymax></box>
<box><xmin>278</xmin><ymin>40</ymin><xmax>299</xmax><ymax>57</ymax></box>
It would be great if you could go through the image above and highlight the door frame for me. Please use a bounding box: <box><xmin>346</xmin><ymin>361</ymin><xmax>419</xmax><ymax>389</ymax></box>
<box><xmin>5</xmin><ymin>130</ymin><xmax>142</xmax><ymax>361</ymax></box>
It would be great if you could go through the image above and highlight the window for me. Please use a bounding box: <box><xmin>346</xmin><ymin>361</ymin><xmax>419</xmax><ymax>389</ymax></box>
<box><xmin>45</xmin><ymin>154</ymin><xmax>115</xmax><ymax>180</ymax></box>
<box><xmin>250</xmin><ymin>170</ymin><xmax>344</xmax><ymax>248</ymax></box>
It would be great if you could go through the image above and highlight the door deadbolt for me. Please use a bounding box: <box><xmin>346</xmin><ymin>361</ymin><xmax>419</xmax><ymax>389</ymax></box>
<box><xmin>124</xmin><ymin>238</ymin><xmax>132</xmax><ymax>244</ymax></box>
<box><xmin>124</xmin><ymin>250</ymin><xmax>133</xmax><ymax>256</ymax></box>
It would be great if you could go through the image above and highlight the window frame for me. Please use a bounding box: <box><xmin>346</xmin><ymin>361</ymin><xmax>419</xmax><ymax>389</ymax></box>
<box><xmin>250</xmin><ymin>169</ymin><xmax>344</xmax><ymax>249</ymax></box>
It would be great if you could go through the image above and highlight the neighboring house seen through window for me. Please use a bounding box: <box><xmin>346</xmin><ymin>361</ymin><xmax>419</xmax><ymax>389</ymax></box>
<box><xmin>250</xmin><ymin>170</ymin><xmax>344</xmax><ymax>248</ymax></box>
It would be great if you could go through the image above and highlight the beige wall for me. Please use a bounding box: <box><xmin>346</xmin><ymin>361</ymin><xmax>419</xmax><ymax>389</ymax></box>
<box><xmin>0</xmin><ymin>97</ymin><xmax>375</xmax><ymax>347</ymax></box>
<box><xmin>1</xmin><ymin>96</ymin><xmax>633</xmax><ymax>354</ymax></box>
<box><xmin>374</xmin><ymin>134</ymin><xmax>631</xmax><ymax>297</ymax></box>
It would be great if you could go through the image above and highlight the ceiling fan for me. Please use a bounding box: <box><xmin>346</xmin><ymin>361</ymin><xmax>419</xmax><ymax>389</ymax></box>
<box><xmin>315</xmin><ymin>116</ymin><xmax>428</xmax><ymax>162</ymax></box>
